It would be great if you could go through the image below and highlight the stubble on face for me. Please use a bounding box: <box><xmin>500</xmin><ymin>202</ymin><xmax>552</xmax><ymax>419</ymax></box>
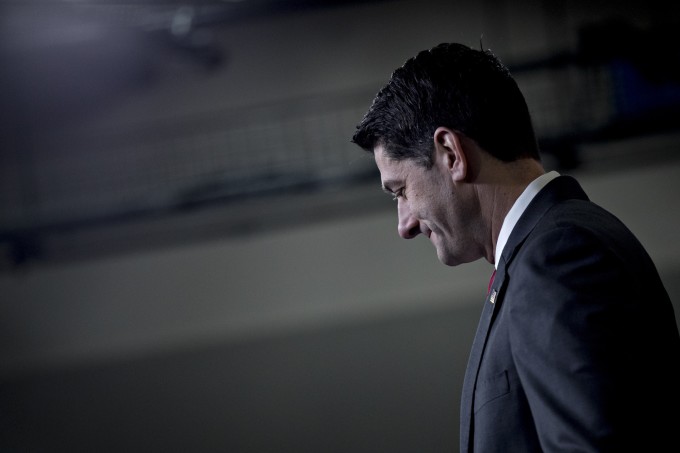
<box><xmin>374</xmin><ymin>145</ymin><xmax>484</xmax><ymax>267</ymax></box>
<box><xmin>434</xmin><ymin>183</ymin><xmax>485</xmax><ymax>266</ymax></box>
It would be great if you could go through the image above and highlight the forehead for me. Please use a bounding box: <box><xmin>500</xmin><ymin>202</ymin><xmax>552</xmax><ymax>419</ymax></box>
<box><xmin>374</xmin><ymin>145</ymin><xmax>401</xmax><ymax>182</ymax></box>
<box><xmin>374</xmin><ymin>145</ymin><xmax>404</xmax><ymax>174</ymax></box>
<box><xmin>374</xmin><ymin>144</ymin><xmax>422</xmax><ymax>189</ymax></box>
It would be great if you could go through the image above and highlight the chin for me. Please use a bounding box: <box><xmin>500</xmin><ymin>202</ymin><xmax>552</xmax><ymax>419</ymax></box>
<box><xmin>437</xmin><ymin>252</ymin><xmax>460</xmax><ymax>267</ymax></box>
<box><xmin>437</xmin><ymin>248</ymin><xmax>474</xmax><ymax>267</ymax></box>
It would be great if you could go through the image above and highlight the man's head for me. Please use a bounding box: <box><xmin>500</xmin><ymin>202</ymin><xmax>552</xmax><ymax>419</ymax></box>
<box><xmin>351</xmin><ymin>42</ymin><xmax>540</xmax><ymax>166</ymax></box>
<box><xmin>352</xmin><ymin>43</ymin><xmax>544</xmax><ymax>266</ymax></box>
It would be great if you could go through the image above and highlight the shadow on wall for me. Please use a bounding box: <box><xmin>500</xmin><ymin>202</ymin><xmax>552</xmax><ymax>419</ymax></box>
<box><xmin>1</xmin><ymin>265</ymin><xmax>679</xmax><ymax>453</ymax></box>
<box><xmin>0</xmin><ymin>301</ymin><xmax>481</xmax><ymax>453</ymax></box>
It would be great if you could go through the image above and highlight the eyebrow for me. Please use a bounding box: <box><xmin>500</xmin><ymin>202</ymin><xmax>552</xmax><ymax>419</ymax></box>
<box><xmin>381</xmin><ymin>179</ymin><xmax>400</xmax><ymax>194</ymax></box>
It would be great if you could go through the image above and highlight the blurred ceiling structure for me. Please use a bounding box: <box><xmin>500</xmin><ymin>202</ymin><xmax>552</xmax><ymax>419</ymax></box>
<box><xmin>0</xmin><ymin>0</ymin><xmax>392</xmax><ymax>268</ymax></box>
<box><xmin>0</xmin><ymin>0</ymin><xmax>392</xmax><ymax>126</ymax></box>
<box><xmin>1</xmin><ymin>0</ymin><xmax>679</xmax><ymax>269</ymax></box>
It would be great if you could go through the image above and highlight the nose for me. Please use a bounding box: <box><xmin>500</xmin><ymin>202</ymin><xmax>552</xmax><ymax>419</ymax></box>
<box><xmin>397</xmin><ymin>200</ymin><xmax>420</xmax><ymax>239</ymax></box>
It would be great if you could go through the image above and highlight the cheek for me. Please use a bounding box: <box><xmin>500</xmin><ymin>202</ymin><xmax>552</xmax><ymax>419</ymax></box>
<box><xmin>433</xmin><ymin>189</ymin><xmax>468</xmax><ymax>238</ymax></box>
<box><xmin>431</xmin><ymin>183</ymin><xmax>453</xmax><ymax>218</ymax></box>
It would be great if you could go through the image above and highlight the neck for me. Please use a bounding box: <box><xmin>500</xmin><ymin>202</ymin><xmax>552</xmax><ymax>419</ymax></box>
<box><xmin>484</xmin><ymin>158</ymin><xmax>545</xmax><ymax>264</ymax></box>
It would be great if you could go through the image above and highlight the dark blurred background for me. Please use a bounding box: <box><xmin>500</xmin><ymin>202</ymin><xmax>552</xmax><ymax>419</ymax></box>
<box><xmin>1</xmin><ymin>1</ymin><xmax>679</xmax><ymax>451</ymax></box>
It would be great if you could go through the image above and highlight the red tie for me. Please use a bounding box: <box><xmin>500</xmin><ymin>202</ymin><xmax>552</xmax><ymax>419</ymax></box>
<box><xmin>487</xmin><ymin>269</ymin><xmax>496</xmax><ymax>295</ymax></box>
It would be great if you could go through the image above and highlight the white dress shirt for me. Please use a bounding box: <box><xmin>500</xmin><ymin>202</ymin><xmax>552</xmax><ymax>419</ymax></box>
<box><xmin>494</xmin><ymin>171</ymin><xmax>560</xmax><ymax>269</ymax></box>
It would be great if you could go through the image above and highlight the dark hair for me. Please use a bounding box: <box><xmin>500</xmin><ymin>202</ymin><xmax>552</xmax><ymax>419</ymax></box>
<box><xmin>351</xmin><ymin>42</ymin><xmax>540</xmax><ymax>166</ymax></box>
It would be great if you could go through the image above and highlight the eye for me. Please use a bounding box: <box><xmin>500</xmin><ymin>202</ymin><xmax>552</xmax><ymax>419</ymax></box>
<box><xmin>392</xmin><ymin>188</ymin><xmax>405</xmax><ymax>201</ymax></box>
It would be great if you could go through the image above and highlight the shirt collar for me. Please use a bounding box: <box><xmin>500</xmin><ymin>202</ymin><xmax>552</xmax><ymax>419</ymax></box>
<box><xmin>494</xmin><ymin>170</ymin><xmax>560</xmax><ymax>269</ymax></box>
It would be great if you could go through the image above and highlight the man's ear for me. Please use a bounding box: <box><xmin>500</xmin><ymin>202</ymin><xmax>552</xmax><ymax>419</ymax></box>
<box><xmin>433</xmin><ymin>127</ymin><xmax>467</xmax><ymax>182</ymax></box>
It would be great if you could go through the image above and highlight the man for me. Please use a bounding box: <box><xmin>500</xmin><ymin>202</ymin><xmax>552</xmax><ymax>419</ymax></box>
<box><xmin>351</xmin><ymin>42</ymin><xmax>679</xmax><ymax>452</ymax></box>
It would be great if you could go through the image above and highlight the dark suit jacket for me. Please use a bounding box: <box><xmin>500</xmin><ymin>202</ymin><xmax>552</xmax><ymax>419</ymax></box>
<box><xmin>459</xmin><ymin>175</ymin><xmax>680</xmax><ymax>452</ymax></box>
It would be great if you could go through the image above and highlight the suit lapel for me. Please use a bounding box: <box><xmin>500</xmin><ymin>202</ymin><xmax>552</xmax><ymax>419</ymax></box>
<box><xmin>459</xmin><ymin>175</ymin><xmax>588</xmax><ymax>452</ymax></box>
<box><xmin>499</xmin><ymin>175</ymin><xmax>589</xmax><ymax>266</ymax></box>
<box><xmin>460</xmin><ymin>265</ymin><xmax>506</xmax><ymax>452</ymax></box>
